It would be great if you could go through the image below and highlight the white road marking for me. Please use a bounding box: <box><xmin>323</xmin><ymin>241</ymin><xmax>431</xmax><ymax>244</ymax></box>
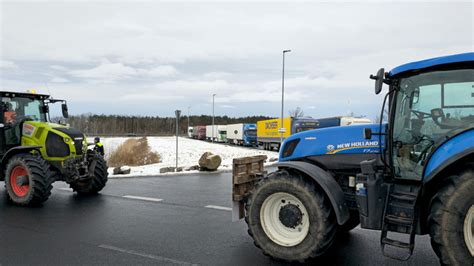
<box><xmin>57</xmin><ymin>188</ymin><xmax>73</xmax><ymax>192</ymax></box>
<box><xmin>122</xmin><ymin>195</ymin><xmax>163</xmax><ymax>202</ymax></box>
<box><xmin>98</xmin><ymin>244</ymin><xmax>196</xmax><ymax>265</ymax></box>
<box><xmin>204</xmin><ymin>205</ymin><xmax>232</xmax><ymax>211</ymax></box>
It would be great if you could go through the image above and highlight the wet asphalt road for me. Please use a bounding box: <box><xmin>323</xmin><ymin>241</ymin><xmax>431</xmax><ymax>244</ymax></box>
<box><xmin>0</xmin><ymin>172</ymin><xmax>439</xmax><ymax>265</ymax></box>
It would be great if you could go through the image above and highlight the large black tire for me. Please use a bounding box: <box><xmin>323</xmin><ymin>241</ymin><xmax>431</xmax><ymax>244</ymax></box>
<box><xmin>245</xmin><ymin>170</ymin><xmax>337</xmax><ymax>262</ymax></box>
<box><xmin>70</xmin><ymin>153</ymin><xmax>108</xmax><ymax>195</ymax></box>
<box><xmin>4</xmin><ymin>154</ymin><xmax>53</xmax><ymax>206</ymax></box>
<box><xmin>428</xmin><ymin>165</ymin><xmax>474</xmax><ymax>266</ymax></box>
<box><xmin>338</xmin><ymin>210</ymin><xmax>360</xmax><ymax>234</ymax></box>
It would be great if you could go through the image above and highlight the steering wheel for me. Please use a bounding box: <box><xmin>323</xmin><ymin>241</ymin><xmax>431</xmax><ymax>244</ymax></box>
<box><xmin>411</xmin><ymin>110</ymin><xmax>431</xmax><ymax>120</ymax></box>
<box><xmin>430</xmin><ymin>108</ymin><xmax>460</xmax><ymax>129</ymax></box>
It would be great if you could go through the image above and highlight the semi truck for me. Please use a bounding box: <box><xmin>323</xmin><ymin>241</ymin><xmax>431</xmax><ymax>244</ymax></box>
<box><xmin>226</xmin><ymin>123</ymin><xmax>257</xmax><ymax>146</ymax></box>
<box><xmin>317</xmin><ymin>116</ymin><xmax>372</xmax><ymax>128</ymax></box>
<box><xmin>192</xmin><ymin>125</ymin><xmax>206</xmax><ymax>140</ymax></box>
<box><xmin>187</xmin><ymin>126</ymin><xmax>193</xmax><ymax>138</ymax></box>
<box><xmin>232</xmin><ymin>52</ymin><xmax>474</xmax><ymax>265</ymax></box>
<box><xmin>257</xmin><ymin>117</ymin><xmax>320</xmax><ymax>150</ymax></box>
<box><xmin>205</xmin><ymin>125</ymin><xmax>227</xmax><ymax>142</ymax></box>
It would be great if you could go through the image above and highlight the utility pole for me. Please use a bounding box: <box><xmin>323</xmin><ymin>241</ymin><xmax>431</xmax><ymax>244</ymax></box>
<box><xmin>187</xmin><ymin>106</ymin><xmax>191</xmax><ymax>132</ymax></box>
<box><xmin>280</xmin><ymin>49</ymin><xmax>291</xmax><ymax>145</ymax></box>
<box><xmin>175</xmin><ymin>110</ymin><xmax>181</xmax><ymax>171</ymax></box>
<box><xmin>212</xmin><ymin>94</ymin><xmax>216</xmax><ymax>142</ymax></box>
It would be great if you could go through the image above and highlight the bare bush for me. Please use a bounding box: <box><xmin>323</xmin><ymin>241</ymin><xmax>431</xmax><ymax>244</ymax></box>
<box><xmin>108</xmin><ymin>137</ymin><xmax>161</xmax><ymax>167</ymax></box>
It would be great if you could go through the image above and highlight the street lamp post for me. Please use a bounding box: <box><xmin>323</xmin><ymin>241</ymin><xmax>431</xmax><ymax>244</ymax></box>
<box><xmin>175</xmin><ymin>110</ymin><xmax>181</xmax><ymax>171</ymax></box>
<box><xmin>281</xmin><ymin>49</ymin><xmax>291</xmax><ymax>146</ymax></box>
<box><xmin>187</xmin><ymin>106</ymin><xmax>191</xmax><ymax>134</ymax></box>
<box><xmin>212</xmin><ymin>94</ymin><xmax>216</xmax><ymax>142</ymax></box>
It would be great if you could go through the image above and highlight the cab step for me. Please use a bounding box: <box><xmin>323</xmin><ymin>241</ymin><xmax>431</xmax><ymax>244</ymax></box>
<box><xmin>380</xmin><ymin>184</ymin><xmax>421</xmax><ymax>261</ymax></box>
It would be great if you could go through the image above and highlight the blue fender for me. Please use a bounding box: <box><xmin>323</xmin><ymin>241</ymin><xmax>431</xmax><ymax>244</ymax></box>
<box><xmin>423</xmin><ymin>129</ymin><xmax>474</xmax><ymax>182</ymax></box>
<box><xmin>275</xmin><ymin>161</ymin><xmax>350</xmax><ymax>225</ymax></box>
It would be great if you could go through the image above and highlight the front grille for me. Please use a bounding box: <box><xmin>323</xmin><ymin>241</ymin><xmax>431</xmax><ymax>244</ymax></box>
<box><xmin>74</xmin><ymin>141</ymin><xmax>83</xmax><ymax>155</ymax></box>
<box><xmin>46</xmin><ymin>132</ymin><xmax>70</xmax><ymax>157</ymax></box>
<box><xmin>54</xmin><ymin>127</ymin><xmax>85</xmax><ymax>155</ymax></box>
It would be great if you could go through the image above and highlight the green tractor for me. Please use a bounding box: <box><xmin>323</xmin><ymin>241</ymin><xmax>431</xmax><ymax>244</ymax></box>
<box><xmin>0</xmin><ymin>91</ymin><xmax>108</xmax><ymax>206</ymax></box>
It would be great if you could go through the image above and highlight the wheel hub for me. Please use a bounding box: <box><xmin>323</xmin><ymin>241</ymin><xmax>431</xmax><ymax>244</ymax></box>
<box><xmin>16</xmin><ymin>175</ymin><xmax>29</xmax><ymax>186</ymax></box>
<box><xmin>10</xmin><ymin>166</ymin><xmax>30</xmax><ymax>197</ymax></box>
<box><xmin>260</xmin><ymin>192</ymin><xmax>310</xmax><ymax>247</ymax></box>
<box><xmin>279</xmin><ymin>203</ymin><xmax>303</xmax><ymax>229</ymax></box>
<box><xmin>464</xmin><ymin>205</ymin><xmax>474</xmax><ymax>256</ymax></box>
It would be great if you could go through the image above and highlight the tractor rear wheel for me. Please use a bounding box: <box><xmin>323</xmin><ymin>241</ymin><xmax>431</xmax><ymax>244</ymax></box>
<box><xmin>428</xmin><ymin>165</ymin><xmax>474</xmax><ymax>265</ymax></box>
<box><xmin>4</xmin><ymin>154</ymin><xmax>53</xmax><ymax>206</ymax></box>
<box><xmin>70</xmin><ymin>152</ymin><xmax>108</xmax><ymax>195</ymax></box>
<box><xmin>245</xmin><ymin>170</ymin><xmax>336</xmax><ymax>262</ymax></box>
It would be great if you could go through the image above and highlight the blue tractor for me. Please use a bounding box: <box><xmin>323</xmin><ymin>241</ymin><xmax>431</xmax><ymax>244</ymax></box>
<box><xmin>232</xmin><ymin>53</ymin><xmax>473</xmax><ymax>265</ymax></box>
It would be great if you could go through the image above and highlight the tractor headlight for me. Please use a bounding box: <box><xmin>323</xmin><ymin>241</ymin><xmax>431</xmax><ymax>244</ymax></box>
<box><xmin>282</xmin><ymin>138</ymin><xmax>300</xmax><ymax>158</ymax></box>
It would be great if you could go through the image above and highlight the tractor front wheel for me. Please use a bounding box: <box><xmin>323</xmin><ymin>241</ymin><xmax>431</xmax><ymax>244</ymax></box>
<box><xmin>70</xmin><ymin>152</ymin><xmax>108</xmax><ymax>195</ymax></box>
<box><xmin>428</xmin><ymin>165</ymin><xmax>474</xmax><ymax>265</ymax></box>
<box><xmin>4</xmin><ymin>154</ymin><xmax>53</xmax><ymax>206</ymax></box>
<box><xmin>245</xmin><ymin>170</ymin><xmax>336</xmax><ymax>262</ymax></box>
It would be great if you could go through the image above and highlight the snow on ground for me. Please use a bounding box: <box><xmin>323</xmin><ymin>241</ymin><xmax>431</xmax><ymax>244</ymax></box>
<box><xmin>90</xmin><ymin>137</ymin><xmax>278</xmax><ymax>177</ymax></box>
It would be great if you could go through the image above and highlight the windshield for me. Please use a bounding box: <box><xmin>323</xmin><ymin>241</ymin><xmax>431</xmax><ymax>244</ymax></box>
<box><xmin>245</xmin><ymin>129</ymin><xmax>257</xmax><ymax>137</ymax></box>
<box><xmin>2</xmin><ymin>96</ymin><xmax>47</xmax><ymax>123</ymax></box>
<box><xmin>392</xmin><ymin>69</ymin><xmax>474</xmax><ymax>179</ymax></box>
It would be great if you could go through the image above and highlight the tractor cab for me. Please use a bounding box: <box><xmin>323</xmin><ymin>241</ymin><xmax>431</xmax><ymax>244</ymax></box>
<box><xmin>364</xmin><ymin>53</ymin><xmax>474</xmax><ymax>262</ymax></box>
<box><xmin>369</xmin><ymin>53</ymin><xmax>474</xmax><ymax>181</ymax></box>
<box><xmin>0</xmin><ymin>91</ymin><xmax>69</xmax><ymax>153</ymax></box>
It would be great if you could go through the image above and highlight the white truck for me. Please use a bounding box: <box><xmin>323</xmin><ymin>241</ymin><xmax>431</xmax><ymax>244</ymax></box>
<box><xmin>187</xmin><ymin>126</ymin><xmax>193</xmax><ymax>138</ymax></box>
<box><xmin>226</xmin><ymin>123</ymin><xmax>257</xmax><ymax>146</ymax></box>
<box><xmin>205</xmin><ymin>125</ymin><xmax>227</xmax><ymax>142</ymax></box>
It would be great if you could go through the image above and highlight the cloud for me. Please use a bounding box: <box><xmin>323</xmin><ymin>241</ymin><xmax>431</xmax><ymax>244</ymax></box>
<box><xmin>69</xmin><ymin>62</ymin><xmax>136</xmax><ymax>82</ymax></box>
<box><xmin>0</xmin><ymin>2</ymin><xmax>471</xmax><ymax>118</ymax></box>
<box><xmin>50</xmin><ymin>77</ymin><xmax>70</xmax><ymax>83</ymax></box>
<box><xmin>219</xmin><ymin>104</ymin><xmax>236</xmax><ymax>109</ymax></box>
<box><xmin>139</xmin><ymin>65</ymin><xmax>178</xmax><ymax>77</ymax></box>
<box><xmin>0</xmin><ymin>60</ymin><xmax>17</xmax><ymax>69</ymax></box>
<box><xmin>68</xmin><ymin>62</ymin><xmax>178</xmax><ymax>83</ymax></box>
<box><xmin>50</xmin><ymin>65</ymin><xmax>68</xmax><ymax>71</ymax></box>
<box><xmin>204</xmin><ymin>72</ymin><xmax>231</xmax><ymax>80</ymax></box>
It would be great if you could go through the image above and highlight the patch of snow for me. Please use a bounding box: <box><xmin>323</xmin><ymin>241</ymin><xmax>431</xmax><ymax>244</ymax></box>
<box><xmin>89</xmin><ymin>137</ymin><xmax>278</xmax><ymax>177</ymax></box>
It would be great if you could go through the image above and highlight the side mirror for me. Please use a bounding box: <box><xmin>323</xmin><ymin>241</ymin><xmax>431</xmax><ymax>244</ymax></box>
<box><xmin>370</xmin><ymin>68</ymin><xmax>385</xmax><ymax>95</ymax></box>
<box><xmin>61</xmin><ymin>103</ymin><xmax>69</xmax><ymax>118</ymax></box>
<box><xmin>363</xmin><ymin>128</ymin><xmax>372</xmax><ymax>140</ymax></box>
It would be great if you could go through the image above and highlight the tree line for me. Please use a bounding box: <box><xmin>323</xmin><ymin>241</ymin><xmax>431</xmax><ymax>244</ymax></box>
<box><xmin>66</xmin><ymin>114</ymin><xmax>273</xmax><ymax>136</ymax></box>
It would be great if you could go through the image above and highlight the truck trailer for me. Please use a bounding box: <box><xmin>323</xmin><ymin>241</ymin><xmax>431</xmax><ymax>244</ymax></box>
<box><xmin>205</xmin><ymin>125</ymin><xmax>227</xmax><ymax>142</ymax></box>
<box><xmin>192</xmin><ymin>125</ymin><xmax>206</xmax><ymax>140</ymax></box>
<box><xmin>226</xmin><ymin>123</ymin><xmax>257</xmax><ymax>146</ymax></box>
<box><xmin>317</xmin><ymin>116</ymin><xmax>372</xmax><ymax>128</ymax></box>
<box><xmin>257</xmin><ymin>117</ymin><xmax>319</xmax><ymax>150</ymax></box>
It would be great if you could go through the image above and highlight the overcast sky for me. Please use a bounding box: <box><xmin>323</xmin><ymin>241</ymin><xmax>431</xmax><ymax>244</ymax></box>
<box><xmin>1</xmin><ymin>1</ymin><xmax>472</xmax><ymax>119</ymax></box>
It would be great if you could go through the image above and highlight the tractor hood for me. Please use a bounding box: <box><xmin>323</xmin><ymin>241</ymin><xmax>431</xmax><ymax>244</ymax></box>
<box><xmin>279</xmin><ymin>123</ymin><xmax>386</xmax><ymax>161</ymax></box>
<box><xmin>21</xmin><ymin>121</ymin><xmax>87</xmax><ymax>159</ymax></box>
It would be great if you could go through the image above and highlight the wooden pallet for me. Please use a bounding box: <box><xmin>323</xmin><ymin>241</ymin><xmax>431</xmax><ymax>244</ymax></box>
<box><xmin>232</xmin><ymin>155</ymin><xmax>267</xmax><ymax>220</ymax></box>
